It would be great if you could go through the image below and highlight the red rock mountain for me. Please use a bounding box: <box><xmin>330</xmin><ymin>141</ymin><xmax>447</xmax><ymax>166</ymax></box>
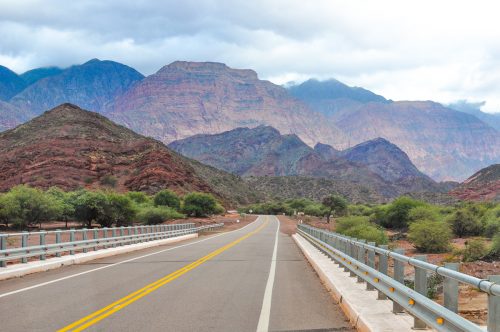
<box><xmin>450</xmin><ymin>164</ymin><xmax>500</xmax><ymax>201</ymax></box>
<box><xmin>0</xmin><ymin>104</ymin><xmax>256</xmax><ymax>205</ymax></box>
<box><xmin>106</xmin><ymin>61</ymin><xmax>347</xmax><ymax>147</ymax></box>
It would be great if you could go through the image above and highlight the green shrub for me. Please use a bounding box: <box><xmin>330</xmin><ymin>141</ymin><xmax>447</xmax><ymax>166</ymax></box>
<box><xmin>105</xmin><ymin>193</ymin><xmax>136</xmax><ymax>227</ymax></box>
<box><xmin>448</xmin><ymin>209</ymin><xmax>483</xmax><ymax>237</ymax></box>
<box><xmin>137</xmin><ymin>206</ymin><xmax>184</xmax><ymax>225</ymax></box>
<box><xmin>335</xmin><ymin>216</ymin><xmax>370</xmax><ymax>233</ymax></box>
<box><xmin>100</xmin><ymin>175</ymin><xmax>117</xmax><ymax>188</ymax></box>
<box><xmin>303</xmin><ymin>204</ymin><xmax>328</xmax><ymax>217</ymax></box>
<box><xmin>154</xmin><ymin>190</ymin><xmax>181</xmax><ymax>209</ymax></box>
<box><xmin>408</xmin><ymin>205</ymin><xmax>440</xmax><ymax>223</ymax></box>
<box><xmin>482</xmin><ymin>206</ymin><xmax>500</xmax><ymax>238</ymax></box>
<box><xmin>73</xmin><ymin>190</ymin><xmax>108</xmax><ymax>228</ymax></box>
<box><xmin>381</xmin><ymin>196</ymin><xmax>424</xmax><ymax>229</ymax></box>
<box><xmin>183</xmin><ymin>192</ymin><xmax>224</xmax><ymax>217</ymax></box>
<box><xmin>489</xmin><ymin>234</ymin><xmax>500</xmax><ymax>258</ymax></box>
<box><xmin>408</xmin><ymin>220</ymin><xmax>452</xmax><ymax>253</ymax></box>
<box><xmin>126</xmin><ymin>191</ymin><xmax>151</xmax><ymax>204</ymax></box>
<box><xmin>335</xmin><ymin>216</ymin><xmax>388</xmax><ymax>244</ymax></box>
<box><xmin>462</xmin><ymin>239</ymin><xmax>489</xmax><ymax>262</ymax></box>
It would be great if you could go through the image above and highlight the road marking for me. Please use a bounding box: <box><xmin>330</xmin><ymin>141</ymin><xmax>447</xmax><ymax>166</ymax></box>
<box><xmin>0</xmin><ymin>218</ymin><xmax>260</xmax><ymax>299</ymax></box>
<box><xmin>256</xmin><ymin>216</ymin><xmax>280</xmax><ymax>332</ymax></box>
<box><xmin>58</xmin><ymin>218</ymin><xmax>269</xmax><ymax>332</ymax></box>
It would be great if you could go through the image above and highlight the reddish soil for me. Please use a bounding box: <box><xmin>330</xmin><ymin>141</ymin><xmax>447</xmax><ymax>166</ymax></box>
<box><xmin>276</xmin><ymin>215</ymin><xmax>298</xmax><ymax>235</ymax></box>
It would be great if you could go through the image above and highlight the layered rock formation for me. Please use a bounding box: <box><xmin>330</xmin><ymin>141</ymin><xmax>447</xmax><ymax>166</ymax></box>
<box><xmin>450</xmin><ymin>164</ymin><xmax>500</xmax><ymax>201</ymax></box>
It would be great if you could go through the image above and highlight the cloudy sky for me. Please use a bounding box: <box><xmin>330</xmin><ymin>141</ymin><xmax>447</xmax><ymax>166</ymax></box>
<box><xmin>1</xmin><ymin>0</ymin><xmax>500</xmax><ymax>113</ymax></box>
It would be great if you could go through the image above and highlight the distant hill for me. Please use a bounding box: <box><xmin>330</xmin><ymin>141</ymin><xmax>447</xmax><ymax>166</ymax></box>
<box><xmin>0</xmin><ymin>100</ymin><xmax>24</xmax><ymax>132</ymax></box>
<box><xmin>448</xmin><ymin>100</ymin><xmax>500</xmax><ymax>131</ymax></box>
<box><xmin>0</xmin><ymin>65</ymin><xmax>27</xmax><ymax>101</ymax></box>
<box><xmin>0</xmin><ymin>103</ymin><xmax>258</xmax><ymax>206</ymax></box>
<box><xmin>169</xmin><ymin>126</ymin><xmax>447</xmax><ymax>198</ymax></box>
<box><xmin>450</xmin><ymin>164</ymin><xmax>500</xmax><ymax>202</ymax></box>
<box><xmin>288</xmin><ymin>78</ymin><xmax>388</xmax><ymax>116</ymax></box>
<box><xmin>20</xmin><ymin>67</ymin><xmax>64</xmax><ymax>85</ymax></box>
<box><xmin>244</xmin><ymin>176</ymin><xmax>385</xmax><ymax>204</ymax></box>
<box><xmin>106</xmin><ymin>61</ymin><xmax>347</xmax><ymax>147</ymax></box>
<box><xmin>11</xmin><ymin>59</ymin><xmax>144</xmax><ymax>116</ymax></box>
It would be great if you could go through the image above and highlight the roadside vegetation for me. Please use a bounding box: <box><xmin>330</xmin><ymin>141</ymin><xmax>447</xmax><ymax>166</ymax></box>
<box><xmin>0</xmin><ymin>185</ymin><xmax>225</xmax><ymax>230</ymax></box>
<box><xmin>240</xmin><ymin>195</ymin><xmax>499</xmax><ymax>261</ymax></box>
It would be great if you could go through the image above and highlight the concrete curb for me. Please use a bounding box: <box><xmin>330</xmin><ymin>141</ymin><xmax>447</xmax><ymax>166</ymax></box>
<box><xmin>0</xmin><ymin>233</ymin><xmax>198</xmax><ymax>281</ymax></box>
<box><xmin>293</xmin><ymin>233</ymin><xmax>415</xmax><ymax>332</ymax></box>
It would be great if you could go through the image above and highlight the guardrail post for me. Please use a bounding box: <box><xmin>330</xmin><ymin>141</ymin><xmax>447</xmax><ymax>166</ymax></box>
<box><xmin>120</xmin><ymin>227</ymin><xmax>124</xmax><ymax>245</ymax></box>
<box><xmin>367</xmin><ymin>242</ymin><xmax>376</xmax><ymax>290</ymax></box>
<box><xmin>69</xmin><ymin>229</ymin><xmax>75</xmax><ymax>255</ymax></box>
<box><xmin>377</xmin><ymin>245</ymin><xmax>389</xmax><ymax>300</ymax></box>
<box><xmin>343</xmin><ymin>237</ymin><xmax>350</xmax><ymax>272</ymax></box>
<box><xmin>39</xmin><ymin>233</ymin><xmax>46</xmax><ymax>260</ymax></box>
<box><xmin>93</xmin><ymin>229</ymin><xmax>98</xmax><ymax>251</ymax></box>
<box><xmin>357</xmin><ymin>240</ymin><xmax>366</xmax><ymax>283</ymax></box>
<box><xmin>21</xmin><ymin>231</ymin><xmax>28</xmax><ymax>263</ymax></box>
<box><xmin>392</xmin><ymin>248</ymin><xmax>405</xmax><ymax>313</ymax></box>
<box><xmin>103</xmin><ymin>228</ymin><xmax>108</xmax><ymax>248</ymax></box>
<box><xmin>134</xmin><ymin>226</ymin><xmax>139</xmax><ymax>243</ymax></box>
<box><xmin>112</xmin><ymin>228</ymin><xmax>117</xmax><ymax>248</ymax></box>
<box><xmin>0</xmin><ymin>234</ymin><xmax>6</xmax><ymax>267</ymax></box>
<box><xmin>349</xmin><ymin>238</ymin><xmax>357</xmax><ymax>277</ymax></box>
<box><xmin>488</xmin><ymin>275</ymin><xmax>500</xmax><ymax>332</ymax></box>
<box><xmin>55</xmin><ymin>230</ymin><xmax>62</xmax><ymax>257</ymax></box>
<box><xmin>444</xmin><ymin>262</ymin><xmax>459</xmax><ymax>313</ymax></box>
<box><xmin>82</xmin><ymin>229</ymin><xmax>88</xmax><ymax>253</ymax></box>
<box><xmin>413</xmin><ymin>255</ymin><xmax>428</xmax><ymax>329</ymax></box>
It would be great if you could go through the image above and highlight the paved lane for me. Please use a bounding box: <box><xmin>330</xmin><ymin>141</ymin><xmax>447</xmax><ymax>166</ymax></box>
<box><xmin>0</xmin><ymin>216</ymin><xmax>351</xmax><ymax>331</ymax></box>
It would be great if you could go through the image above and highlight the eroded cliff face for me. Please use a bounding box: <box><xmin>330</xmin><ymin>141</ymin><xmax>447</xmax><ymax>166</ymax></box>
<box><xmin>106</xmin><ymin>61</ymin><xmax>347</xmax><ymax>147</ymax></box>
<box><xmin>450</xmin><ymin>164</ymin><xmax>500</xmax><ymax>201</ymax></box>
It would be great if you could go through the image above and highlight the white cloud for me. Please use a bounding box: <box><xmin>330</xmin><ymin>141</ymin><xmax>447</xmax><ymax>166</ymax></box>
<box><xmin>1</xmin><ymin>0</ymin><xmax>500</xmax><ymax>113</ymax></box>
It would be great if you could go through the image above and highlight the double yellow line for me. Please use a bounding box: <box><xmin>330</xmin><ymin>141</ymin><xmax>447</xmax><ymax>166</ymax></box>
<box><xmin>58</xmin><ymin>219</ymin><xmax>268</xmax><ymax>332</ymax></box>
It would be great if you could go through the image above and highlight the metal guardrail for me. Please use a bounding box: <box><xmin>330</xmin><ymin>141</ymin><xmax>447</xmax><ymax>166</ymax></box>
<box><xmin>0</xmin><ymin>223</ymin><xmax>224</xmax><ymax>267</ymax></box>
<box><xmin>298</xmin><ymin>224</ymin><xmax>500</xmax><ymax>332</ymax></box>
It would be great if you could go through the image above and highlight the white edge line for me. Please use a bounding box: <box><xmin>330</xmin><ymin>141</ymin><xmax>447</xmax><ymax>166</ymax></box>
<box><xmin>256</xmin><ymin>216</ymin><xmax>280</xmax><ymax>332</ymax></box>
<box><xmin>0</xmin><ymin>217</ymin><xmax>262</xmax><ymax>299</ymax></box>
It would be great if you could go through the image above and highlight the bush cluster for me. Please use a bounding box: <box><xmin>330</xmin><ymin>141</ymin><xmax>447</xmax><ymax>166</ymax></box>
<box><xmin>0</xmin><ymin>185</ymin><xmax>225</xmax><ymax>229</ymax></box>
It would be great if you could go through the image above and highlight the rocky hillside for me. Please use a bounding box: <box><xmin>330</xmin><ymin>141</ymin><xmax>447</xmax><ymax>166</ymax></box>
<box><xmin>0</xmin><ymin>65</ymin><xmax>27</xmax><ymax>101</ymax></box>
<box><xmin>11</xmin><ymin>59</ymin><xmax>144</xmax><ymax>116</ymax></box>
<box><xmin>450</xmin><ymin>164</ymin><xmax>500</xmax><ymax>201</ymax></box>
<box><xmin>0</xmin><ymin>103</ymin><xmax>257</xmax><ymax>206</ymax></box>
<box><xmin>244</xmin><ymin>176</ymin><xmax>385</xmax><ymax>204</ymax></box>
<box><xmin>106</xmin><ymin>61</ymin><xmax>346</xmax><ymax>146</ymax></box>
<box><xmin>169</xmin><ymin>126</ymin><xmax>446</xmax><ymax>198</ymax></box>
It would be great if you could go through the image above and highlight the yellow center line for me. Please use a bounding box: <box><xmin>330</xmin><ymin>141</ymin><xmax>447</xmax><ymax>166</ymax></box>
<box><xmin>58</xmin><ymin>218</ymin><xmax>269</xmax><ymax>332</ymax></box>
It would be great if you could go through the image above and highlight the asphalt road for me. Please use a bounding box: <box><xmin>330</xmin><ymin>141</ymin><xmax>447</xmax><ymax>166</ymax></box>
<box><xmin>0</xmin><ymin>216</ymin><xmax>352</xmax><ymax>332</ymax></box>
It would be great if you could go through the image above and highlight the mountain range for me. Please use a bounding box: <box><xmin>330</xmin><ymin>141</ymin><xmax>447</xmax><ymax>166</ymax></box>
<box><xmin>168</xmin><ymin>126</ymin><xmax>451</xmax><ymax>198</ymax></box>
<box><xmin>0</xmin><ymin>59</ymin><xmax>498</xmax><ymax>182</ymax></box>
<box><xmin>0</xmin><ymin>104</ymin><xmax>257</xmax><ymax>206</ymax></box>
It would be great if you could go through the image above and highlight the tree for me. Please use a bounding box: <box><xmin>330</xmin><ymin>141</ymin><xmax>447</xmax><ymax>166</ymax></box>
<box><xmin>381</xmin><ymin>196</ymin><xmax>424</xmax><ymax>229</ymax></box>
<box><xmin>126</xmin><ymin>191</ymin><xmax>151</xmax><ymax>204</ymax></box>
<box><xmin>3</xmin><ymin>185</ymin><xmax>61</xmax><ymax>229</ymax></box>
<box><xmin>408</xmin><ymin>220</ymin><xmax>452</xmax><ymax>253</ymax></box>
<box><xmin>104</xmin><ymin>193</ymin><xmax>136</xmax><ymax>227</ymax></box>
<box><xmin>73</xmin><ymin>190</ymin><xmax>108</xmax><ymax>228</ymax></box>
<box><xmin>448</xmin><ymin>209</ymin><xmax>483</xmax><ymax>237</ymax></box>
<box><xmin>182</xmin><ymin>192</ymin><xmax>224</xmax><ymax>217</ymax></box>
<box><xmin>0</xmin><ymin>193</ymin><xmax>19</xmax><ymax>228</ymax></box>
<box><xmin>46</xmin><ymin>187</ymin><xmax>75</xmax><ymax>228</ymax></box>
<box><xmin>154</xmin><ymin>190</ymin><xmax>181</xmax><ymax>210</ymax></box>
<box><xmin>322</xmin><ymin>194</ymin><xmax>347</xmax><ymax>223</ymax></box>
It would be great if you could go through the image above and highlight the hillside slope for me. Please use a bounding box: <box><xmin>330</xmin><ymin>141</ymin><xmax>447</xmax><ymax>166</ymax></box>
<box><xmin>0</xmin><ymin>65</ymin><xmax>27</xmax><ymax>101</ymax></box>
<box><xmin>0</xmin><ymin>103</ymin><xmax>257</xmax><ymax>205</ymax></box>
<box><xmin>450</xmin><ymin>164</ymin><xmax>500</xmax><ymax>201</ymax></box>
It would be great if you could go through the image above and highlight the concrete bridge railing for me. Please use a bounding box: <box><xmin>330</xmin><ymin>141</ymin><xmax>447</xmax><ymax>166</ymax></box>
<box><xmin>298</xmin><ymin>224</ymin><xmax>499</xmax><ymax>332</ymax></box>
